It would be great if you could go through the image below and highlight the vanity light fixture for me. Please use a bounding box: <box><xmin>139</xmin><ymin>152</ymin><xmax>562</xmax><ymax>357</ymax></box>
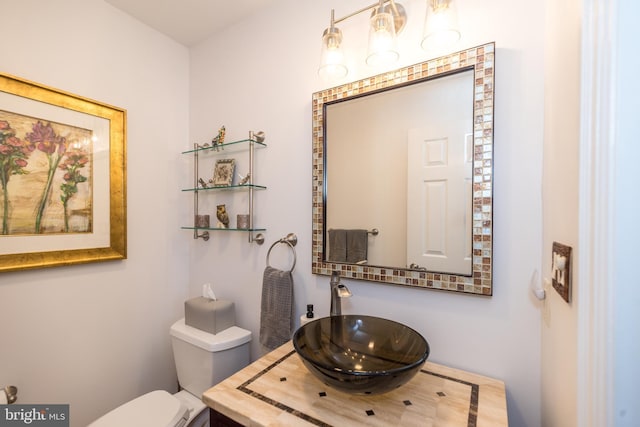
<box><xmin>318</xmin><ymin>0</ymin><xmax>407</xmax><ymax>81</ymax></box>
<box><xmin>318</xmin><ymin>0</ymin><xmax>460</xmax><ymax>81</ymax></box>
<box><xmin>421</xmin><ymin>0</ymin><xmax>461</xmax><ymax>50</ymax></box>
<box><xmin>365</xmin><ymin>0</ymin><xmax>401</xmax><ymax>67</ymax></box>
<box><xmin>318</xmin><ymin>9</ymin><xmax>348</xmax><ymax>81</ymax></box>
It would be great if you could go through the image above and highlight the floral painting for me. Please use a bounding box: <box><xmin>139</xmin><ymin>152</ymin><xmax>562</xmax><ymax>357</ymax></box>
<box><xmin>0</xmin><ymin>109</ymin><xmax>93</xmax><ymax>236</ymax></box>
<box><xmin>0</xmin><ymin>72</ymin><xmax>125</xmax><ymax>272</ymax></box>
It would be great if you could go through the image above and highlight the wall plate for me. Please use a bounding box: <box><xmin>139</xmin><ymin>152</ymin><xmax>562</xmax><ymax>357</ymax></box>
<box><xmin>551</xmin><ymin>242</ymin><xmax>572</xmax><ymax>303</ymax></box>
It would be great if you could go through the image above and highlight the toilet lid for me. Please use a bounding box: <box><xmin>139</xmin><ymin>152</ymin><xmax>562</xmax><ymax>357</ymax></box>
<box><xmin>89</xmin><ymin>390</ymin><xmax>189</xmax><ymax>427</ymax></box>
<box><xmin>170</xmin><ymin>318</ymin><xmax>251</xmax><ymax>352</ymax></box>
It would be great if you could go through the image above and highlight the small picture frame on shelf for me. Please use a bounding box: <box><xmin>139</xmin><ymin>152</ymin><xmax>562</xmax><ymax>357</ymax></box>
<box><xmin>212</xmin><ymin>158</ymin><xmax>235</xmax><ymax>186</ymax></box>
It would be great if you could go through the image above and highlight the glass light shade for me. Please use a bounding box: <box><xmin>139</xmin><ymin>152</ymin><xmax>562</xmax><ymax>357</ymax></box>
<box><xmin>318</xmin><ymin>27</ymin><xmax>348</xmax><ymax>81</ymax></box>
<box><xmin>365</xmin><ymin>11</ymin><xmax>399</xmax><ymax>67</ymax></box>
<box><xmin>421</xmin><ymin>0</ymin><xmax>461</xmax><ymax>50</ymax></box>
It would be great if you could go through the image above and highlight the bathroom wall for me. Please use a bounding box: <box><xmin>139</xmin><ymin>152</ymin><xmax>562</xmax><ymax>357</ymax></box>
<box><xmin>0</xmin><ymin>0</ymin><xmax>549</xmax><ymax>426</ymax></box>
<box><xmin>541</xmin><ymin>0</ymin><xmax>581</xmax><ymax>425</ymax></box>
<box><xmin>188</xmin><ymin>1</ymin><xmax>544</xmax><ymax>426</ymax></box>
<box><xmin>0</xmin><ymin>1</ymin><xmax>190</xmax><ymax>426</ymax></box>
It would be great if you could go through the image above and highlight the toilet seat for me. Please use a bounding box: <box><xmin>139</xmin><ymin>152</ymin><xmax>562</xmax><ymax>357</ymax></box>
<box><xmin>89</xmin><ymin>390</ymin><xmax>189</xmax><ymax>427</ymax></box>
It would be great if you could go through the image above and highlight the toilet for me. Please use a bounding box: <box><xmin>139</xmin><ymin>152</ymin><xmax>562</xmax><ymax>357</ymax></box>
<box><xmin>89</xmin><ymin>318</ymin><xmax>251</xmax><ymax>427</ymax></box>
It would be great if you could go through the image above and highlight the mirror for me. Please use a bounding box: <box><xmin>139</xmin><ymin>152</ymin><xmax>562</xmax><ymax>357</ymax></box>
<box><xmin>312</xmin><ymin>43</ymin><xmax>495</xmax><ymax>296</ymax></box>
<box><xmin>325</xmin><ymin>69</ymin><xmax>474</xmax><ymax>275</ymax></box>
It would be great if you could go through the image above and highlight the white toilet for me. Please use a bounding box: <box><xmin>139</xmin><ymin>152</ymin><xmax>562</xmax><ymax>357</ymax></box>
<box><xmin>90</xmin><ymin>318</ymin><xmax>251</xmax><ymax>427</ymax></box>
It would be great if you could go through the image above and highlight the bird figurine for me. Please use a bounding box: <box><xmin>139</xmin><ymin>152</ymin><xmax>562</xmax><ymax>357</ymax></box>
<box><xmin>238</xmin><ymin>172</ymin><xmax>251</xmax><ymax>185</ymax></box>
<box><xmin>216</xmin><ymin>204</ymin><xmax>229</xmax><ymax>228</ymax></box>
<box><xmin>211</xmin><ymin>125</ymin><xmax>226</xmax><ymax>151</ymax></box>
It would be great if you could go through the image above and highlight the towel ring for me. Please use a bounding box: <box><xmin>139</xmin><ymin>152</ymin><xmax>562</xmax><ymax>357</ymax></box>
<box><xmin>266</xmin><ymin>233</ymin><xmax>297</xmax><ymax>272</ymax></box>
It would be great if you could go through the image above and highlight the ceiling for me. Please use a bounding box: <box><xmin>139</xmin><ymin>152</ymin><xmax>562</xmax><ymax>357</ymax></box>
<box><xmin>105</xmin><ymin>0</ymin><xmax>283</xmax><ymax>47</ymax></box>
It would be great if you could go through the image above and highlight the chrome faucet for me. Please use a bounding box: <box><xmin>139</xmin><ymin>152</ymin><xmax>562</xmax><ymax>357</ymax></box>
<box><xmin>330</xmin><ymin>271</ymin><xmax>352</xmax><ymax>316</ymax></box>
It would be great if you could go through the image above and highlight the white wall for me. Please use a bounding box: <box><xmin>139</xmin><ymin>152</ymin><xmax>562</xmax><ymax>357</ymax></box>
<box><xmin>541</xmin><ymin>0</ymin><xmax>581</xmax><ymax>425</ymax></box>
<box><xmin>612</xmin><ymin>0</ymin><xmax>640</xmax><ymax>423</ymax></box>
<box><xmin>0</xmin><ymin>1</ymin><xmax>190</xmax><ymax>426</ymax></box>
<box><xmin>608</xmin><ymin>0</ymin><xmax>640</xmax><ymax>427</ymax></box>
<box><xmin>189</xmin><ymin>1</ymin><xmax>543</xmax><ymax>426</ymax></box>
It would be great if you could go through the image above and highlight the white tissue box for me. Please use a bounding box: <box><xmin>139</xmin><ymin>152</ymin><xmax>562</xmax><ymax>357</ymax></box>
<box><xmin>184</xmin><ymin>297</ymin><xmax>235</xmax><ymax>334</ymax></box>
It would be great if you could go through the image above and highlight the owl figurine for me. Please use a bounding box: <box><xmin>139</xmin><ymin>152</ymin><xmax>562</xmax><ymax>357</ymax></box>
<box><xmin>216</xmin><ymin>204</ymin><xmax>229</xmax><ymax>228</ymax></box>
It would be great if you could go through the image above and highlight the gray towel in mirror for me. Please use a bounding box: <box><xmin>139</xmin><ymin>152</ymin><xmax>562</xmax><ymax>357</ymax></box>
<box><xmin>346</xmin><ymin>229</ymin><xmax>368</xmax><ymax>264</ymax></box>
<box><xmin>328</xmin><ymin>229</ymin><xmax>347</xmax><ymax>262</ymax></box>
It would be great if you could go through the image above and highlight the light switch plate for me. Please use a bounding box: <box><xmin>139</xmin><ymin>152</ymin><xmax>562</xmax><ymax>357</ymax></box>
<box><xmin>552</xmin><ymin>242</ymin><xmax>572</xmax><ymax>303</ymax></box>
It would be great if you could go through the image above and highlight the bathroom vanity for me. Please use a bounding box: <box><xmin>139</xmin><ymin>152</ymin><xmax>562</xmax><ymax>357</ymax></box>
<box><xmin>202</xmin><ymin>341</ymin><xmax>508</xmax><ymax>426</ymax></box>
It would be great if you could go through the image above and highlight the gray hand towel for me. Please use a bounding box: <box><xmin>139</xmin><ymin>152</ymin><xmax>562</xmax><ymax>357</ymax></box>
<box><xmin>259</xmin><ymin>266</ymin><xmax>294</xmax><ymax>350</ymax></box>
<box><xmin>328</xmin><ymin>229</ymin><xmax>347</xmax><ymax>262</ymax></box>
<box><xmin>346</xmin><ymin>229</ymin><xmax>368</xmax><ymax>263</ymax></box>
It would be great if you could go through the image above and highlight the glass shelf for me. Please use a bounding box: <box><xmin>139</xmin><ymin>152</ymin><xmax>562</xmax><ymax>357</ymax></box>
<box><xmin>182</xmin><ymin>184</ymin><xmax>266</xmax><ymax>192</ymax></box>
<box><xmin>181</xmin><ymin>138</ymin><xmax>266</xmax><ymax>155</ymax></box>
<box><xmin>181</xmin><ymin>226</ymin><xmax>266</xmax><ymax>232</ymax></box>
<box><xmin>183</xmin><ymin>130</ymin><xmax>266</xmax><ymax>244</ymax></box>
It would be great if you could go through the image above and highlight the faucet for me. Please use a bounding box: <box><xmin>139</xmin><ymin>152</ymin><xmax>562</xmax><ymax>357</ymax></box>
<box><xmin>330</xmin><ymin>271</ymin><xmax>352</xmax><ymax>316</ymax></box>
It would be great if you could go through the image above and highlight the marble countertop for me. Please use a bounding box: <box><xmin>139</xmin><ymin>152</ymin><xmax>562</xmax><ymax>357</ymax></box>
<box><xmin>202</xmin><ymin>341</ymin><xmax>508</xmax><ymax>426</ymax></box>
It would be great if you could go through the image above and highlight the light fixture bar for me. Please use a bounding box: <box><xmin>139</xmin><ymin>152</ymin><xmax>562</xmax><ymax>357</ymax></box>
<box><xmin>333</xmin><ymin>0</ymin><xmax>406</xmax><ymax>34</ymax></box>
<box><xmin>318</xmin><ymin>0</ymin><xmax>461</xmax><ymax>81</ymax></box>
<box><xmin>332</xmin><ymin>2</ymin><xmax>380</xmax><ymax>24</ymax></box>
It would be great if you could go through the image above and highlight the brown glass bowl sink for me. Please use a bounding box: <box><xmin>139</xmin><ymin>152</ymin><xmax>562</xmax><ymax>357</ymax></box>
<box><xmin>292</xmin><ymin>315</ymin><xmax>429</xmax><ymax>395</ymax></box>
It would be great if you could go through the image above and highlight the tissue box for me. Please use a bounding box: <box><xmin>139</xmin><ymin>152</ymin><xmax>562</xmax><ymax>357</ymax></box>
<box><xmin>184</xmin><ymin>297</ymin><xmax>235</xmax><ymax>334</ymax></box>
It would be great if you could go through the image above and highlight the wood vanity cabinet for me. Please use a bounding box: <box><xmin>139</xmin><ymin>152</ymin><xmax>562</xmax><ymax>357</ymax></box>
<box><xmin>210</xmin><ymin>408</ymin><xmax>244</xmax><ymax>427</ymax></box>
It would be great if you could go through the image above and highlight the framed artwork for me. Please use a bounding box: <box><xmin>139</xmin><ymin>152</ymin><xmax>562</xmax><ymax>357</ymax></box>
<box><xmin>551</xmin><ymin>241</ymin><xmax>572</xmax><ymax>303</ymax></box>
<box><xmin>212</xmin><ymin>158</ymin><xmax>235</xmax><ymax>186</ymax></box>
<box><xmin>0</xmin><ymin>73</ymin><xmax>127</xmax><ymax>272</ymax></box>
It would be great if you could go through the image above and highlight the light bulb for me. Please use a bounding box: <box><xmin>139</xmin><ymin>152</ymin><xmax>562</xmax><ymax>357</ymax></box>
<box><xmin>318</xmin><ymin>11</ymin><xmax>348</xmax><ymax>81</ymax></box>
<box><xmin>366</xmin><ymin>10</ymin><xmax>399</xmax><ymax>67</ymax></box>
<box><xmin>421</xmin><ymin>0</ymin><xmax>461</xmax><ymax>50</ymax></box>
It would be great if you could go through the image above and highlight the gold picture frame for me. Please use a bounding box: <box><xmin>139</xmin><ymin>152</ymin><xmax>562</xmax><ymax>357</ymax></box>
<box><xmin>0</xmin><ymin>73</ymin><xmax>126</xmax><ymax>272</ymax></box>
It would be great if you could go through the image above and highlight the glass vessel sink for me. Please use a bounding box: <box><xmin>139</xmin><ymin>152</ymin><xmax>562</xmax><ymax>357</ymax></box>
<box><xmin>292</xmin><ymin>315</ymin><xmax>429</xmax><ymax>395</ymax></box>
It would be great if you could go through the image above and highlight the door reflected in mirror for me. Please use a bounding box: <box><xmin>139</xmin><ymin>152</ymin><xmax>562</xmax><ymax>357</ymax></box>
<box><xmin>312</xmin><ymin>43</ymin><xmax>495</xmax><ymax>295</ymax></box>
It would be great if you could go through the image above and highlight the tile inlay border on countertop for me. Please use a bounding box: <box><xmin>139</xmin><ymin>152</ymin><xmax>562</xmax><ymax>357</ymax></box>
<box><xmin>236</xmin><ymin>350</ymin><xmax>331</xmax><ymax>427</ymax></box>
<box><xmin>236</xmin><ymin>350</ymin><xmax>481</xmax><ymax>427</ymax></box>
<box><xmin>422</xmin><ymin>369</ymin><xmax>480</xmax><ymax>427</ymax></box>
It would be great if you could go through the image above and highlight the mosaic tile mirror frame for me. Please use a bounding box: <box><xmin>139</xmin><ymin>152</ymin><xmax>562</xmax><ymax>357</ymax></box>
<box><xmin>312</xmin><ymin>42</ymin><xmax>495</xmax><ymax>296</ymax></box>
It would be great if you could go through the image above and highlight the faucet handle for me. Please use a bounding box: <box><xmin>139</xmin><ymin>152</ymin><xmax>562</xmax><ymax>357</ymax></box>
<box><xmin>331</xmin><ymin>270</ymin><xmax>340</xmax><ymax>284</ymax></box>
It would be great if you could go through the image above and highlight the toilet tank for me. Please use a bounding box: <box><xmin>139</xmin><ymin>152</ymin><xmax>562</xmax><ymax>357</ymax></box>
<box><xmin>170</xmin><ymin>318</ymin><xmax>251</xmax><ymax>397</ymax></box>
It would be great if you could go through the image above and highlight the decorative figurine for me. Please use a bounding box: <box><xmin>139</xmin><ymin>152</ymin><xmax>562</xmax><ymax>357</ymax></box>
<box><xmin>216</xmin><ymin>204</ymin><xmax>229</xmax><ymax>228</ymax></box>
<box><xmin>211</xmin><ymin>125</ymin><xmax>226</xmax><ymax>151</ymax></box>
<box><xmin>198</xmin><ymin>178</ymin><xmax>208</xmax><ymax>188</ymax></box>
<box><xmin>238</xmin><ymin>172</ymin><xmax>251</xmax><ymax>186</ymax></box>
